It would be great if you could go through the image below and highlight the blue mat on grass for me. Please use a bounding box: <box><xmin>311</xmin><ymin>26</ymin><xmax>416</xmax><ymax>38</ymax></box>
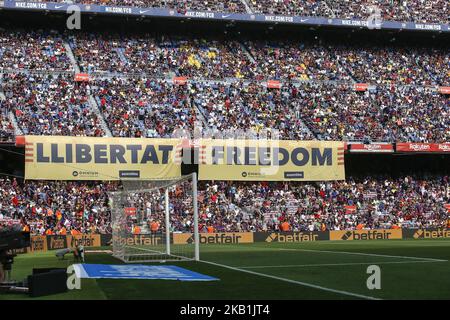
<box><xmin>74</xmin><ymin>264</ymin><xmax>218</xmax><ymax>281</ymax></box>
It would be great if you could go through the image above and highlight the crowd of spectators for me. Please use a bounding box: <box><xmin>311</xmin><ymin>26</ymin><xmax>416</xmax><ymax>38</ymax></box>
<box><xmin>191</xmin><ymin>81</ymin><xmax>315</xmax><ymax>140</ymax></box>
<box><xmin>1</xmin><ymin>30</ymin><xmax>440</xmax><ymax>145</ymax></box>
<box><xmin>417</xmin><ymin>49</ymin><xmax>450</xmax><ymax>86</ymax></box>
<box><xmin>291</xmin><ymin>82</ymin><xmax>449</xmax><ymax>143</ymax></box>
<box><xmin>0</xmin><ymin>111</ymin><xmax>15</xmax><ymax>142</ymax></box>
<box><xmin>0</xmin><ymin>72</ymin><xmax>447</xmax><ymax>142</ymax></box>
<box><xmin>0</xmin><ymin>73</ymin><xmax>105</xmax><ymax>136</ymax></box>
<box><xmin>94</xmin><ymin>77</ymin><xmax>196</xmax><ymax>137</ymax></box>
<box><xmin>30</xmin><ymin>0</ymin><xmax>449</xmax><ymax>24</ymax></box>
<box><xmin>327</xmin><ymin>0</ymin><xmax>448</xmax><ymax>24</ymax></box>
<box><xmin>0</xmin><ymin>178</ymin><xmax>117</xmax><ymax>235</ymax></box>
<box><xmin>0</xmin><ymin>30</ymin><xmax>72</xmax><ymax>72</ymax></box>
<box><xmin>1</xmin><ymin>176</ymin><xmax>448</xmax><ymax>235</ymax></box>
<box><xmin>70</xmin><ymin>34</ymin><xmax>446</xmax><ymax>85</ymax></box>
<box><xmin>204</xmin><ymin>175</ymin><xmax>450</xmax><ymax>232</ymax></box>
<box><xmin>245</xmin><ymin>41</ymin><xmax>351</xmax><ymax>81</ymax></box>
<box><xmin>71</xmin><ymin>34</ymin><xmax>257</xmax><ymax>79</ymax></box>
<box><xmin>54</xmin><ymin>0</ymin><xmax>246</xmax><ymax>13</ymax></box>
<box><xmin>335</xmin><ymin>46</ymin><xmax>448</xmax><ymax>85</ymax></box>
<box><xmin>248</xmin><ymin>0</ymin><xmax>332</xmax><ymax>17</ymax></box>
<box><xmin>190</xmin><ymin>81</ymin><xmax>448</xmax><ymax>143</ymax></box>
<box><xmin>0</xmin><ymin>30</ymin><xmax>445</xmax><ymax>86</ymax></box>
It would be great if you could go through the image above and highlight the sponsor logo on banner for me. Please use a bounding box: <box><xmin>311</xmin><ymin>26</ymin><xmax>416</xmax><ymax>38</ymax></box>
<box><xmin>124</xmin><ymin>207</ymin><xmax>137</xmax><ymax>216</ymax></box>
<box><xmin>173</xmin><ymin>232</ymin><xmax>253</xmax><ymax>245</ymax></box>
<box><xmin>105</xmin><ymin>6</ymin><xmax>132</xmax><ymax>14</ymax></box>
<box><xmin>354</xmin><ymin>83</ymin><xmax>369</xmax><ymax>91</ymax></box>
<box><xmin>349</xmin><ymin>143</ymin><xmax>394</xmax><ymax>153</ymax></box>
<box><xmin>14</xmin><ymin>1</ymin><xmax>47</xmax><ymax>9</ymax></box>
<box><xmin>407</xmin><ymin>143</ymin><xmax>431</xmax><ymax>152</ymax></box>
<box><xmin>396</xmin><ymin>143</ymin><xmax>450</xmax><ymax>153</ymax></box>
<box><xmin>438</xmin><ymin>144</ymin><xmax>450</xmax><ymax>152</ymax></box>
<box><xmin>173</xmin><ymin>76</ymin><xmax>188</xmax><ymax>85</ymax></box>
<box><xmin>342</xmin><ymin>20</ymin><xmax>368</xmax><ymax>27</ymax></box>
<box><xmin>112</xmin><ymin>234</ymin><xmax>164</xmax><ymax>246</ymax></box>
<box><xmin>330</xmin><ymin>229</ymin><xmax>402</xmax><ymax>241</ymax></box>
<box><xmin>258</xmin><ymin>231</ymin><xmax>329</xmax><ymax>243</ymax></box>
<box><xmin>30</xmin><ymin>235</ymin><xmax>47</xmax><ymax>251</ymax></box>
<box><xmin>412</xmin><ymin>229</ymin><xmax>450</xmax><ymax>239</ymax></box>
<box><xmin>264</xmin><ymin>15</ymin><xmax>294</xmax><ymax>23</ymax></box>
<box><xmin>24</xmin><ymin>135</ymin><xmax>182</xmax><ymax>180</ymax></box>
<box><xmin>47</xmin><ymin>235</ymin><xmax>68</xmax><ymax>250</ymax></box>
<box><xmin>74</xmin><ymin>73</ymin><xmax>89</xmax><ymax>82</ymax></box>
<box><xmin>184</xmin><ymin>11</ymin><xmax>214</xmax><ymax>18</ymax></box>
<box><xmin>415</xmin><ymin>24</ymin><xmax>441</xmax><ymax>31</ymax></box>
<box><xmin>68</xmin><ymin>234</ymin><xmax>101</xmax><ymax>248</ymax></box>
<box><xmin>438</xmin><ymin>86</ymin><xmax>450</xmax><ymax>94</ymax></box>
<box><xmin>267</xmin><ymin>80</ymin><xmax>281</xmax><ymax>89</ymax></box>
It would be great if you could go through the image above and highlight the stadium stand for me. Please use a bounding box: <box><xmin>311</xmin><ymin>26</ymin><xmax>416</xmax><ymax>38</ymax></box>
<box><xmin>0</xmin><ymin>28</ymin><xmax>448</xmax><ymax>142</ymax></box>
<box><xmin>0</xmin><ymin>111</ymin><xmax>15</xmax><ymax>142</ymax></box>
<box><xmin>29</xmin><ymin>0</ymin><xmax>450</xmax><ymax>24</ymax></box>
<box><xmin>0</xmin><ymin>16</ymin><xmax>448</xmax><ymax>236</ymax></box>
<box><xmin>335</xmin><ymin>46</ymin><xmax>445</xmax><ymax>85</ymax></box>
<box><xmin>248</xmin><ymin>0</ymin><xmax>332</xmax><ymax>16</ymax></box>
<box><xmin>0</xmin><ymin>30</ymin><xmax>73</xmax><ymax>72</ymax></box>
<box><xmin>1</xmin><ymin>73</ymin><xmax>105</xmax><ymax>136</ymax></box>
<box><xmin>67</xmin><ymin>34</ymin><xmax>450</xmax><ymax>84</ymax></box>
<box><xmin>326</xmin><ymin>0</ymin><xmax>449</xmax><ymax>24</ymax></box>
<box><xmin>293</xmin><ymin>82</ymin><xmax>449</xmax><ymax>142</ymax></box>
<box><xmin>94</xmin><ymin>77</ymin><xmax>196</xmax><ymax>138</ymax></box>
<box><xmin>0</xmin><ymin>176</ymin><xmax>448</xmax><ymax>235</ymax></box>
<box><xmin>70</xmin><ymin>34</ymin><xmax>257</xmax><ymax>78</ymax></box>
<box><xmin>191</xmin><ymin>81</ymin><xmax>315</xmax><ymax>140</ymax></box>
<box><xmin>55</xmin><ymin>0</ymin><xmax>248</xmax><ymax>12</ymax></box>
<box><xmin>244</xmin><ymin>40</ymin><xmax>351</xmax><ymax>81</ymax></box>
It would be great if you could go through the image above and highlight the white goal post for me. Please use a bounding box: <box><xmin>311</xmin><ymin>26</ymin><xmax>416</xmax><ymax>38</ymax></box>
<box><xmin>109</xmin><ymin>173</ymin><xmax>199</xmax><ymax>263</ymax></box>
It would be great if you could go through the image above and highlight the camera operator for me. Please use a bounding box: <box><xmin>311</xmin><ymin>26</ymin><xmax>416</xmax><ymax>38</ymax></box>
<box><xmin>0</xmin><ymin>259</ymin><xmax>4</xmax><ymax>283</ymax></box>
<box><xmin>0</xmin><ymin>250</ymin><xmax>15</xmax><ymax>284</ymax></box>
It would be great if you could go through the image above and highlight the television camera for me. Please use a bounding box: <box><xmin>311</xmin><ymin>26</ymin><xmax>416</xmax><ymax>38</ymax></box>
<box><xmin>0</xmin><ymin>223</ymin><xmax>31</xmax><ymax>289</ymax></box>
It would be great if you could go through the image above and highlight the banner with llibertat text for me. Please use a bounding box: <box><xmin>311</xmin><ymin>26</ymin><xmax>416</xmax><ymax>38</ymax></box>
<box><xmin>24</xmin><ymin>135</ymin><xmax>182</xmax><ymax>180</ymax></box>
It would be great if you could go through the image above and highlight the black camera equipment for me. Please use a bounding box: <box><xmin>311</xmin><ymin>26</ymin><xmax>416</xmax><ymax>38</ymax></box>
<box><xmin>0</xmin><ymin>225</ymin><xmax>31</xmax><ymax>292</ymax></box>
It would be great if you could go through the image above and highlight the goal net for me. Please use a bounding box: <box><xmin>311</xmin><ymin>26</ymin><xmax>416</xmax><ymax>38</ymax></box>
<box><xmin>110</xmin><ymin>173</ymin><xmax>199</xmax><ymax>263</ymax></box>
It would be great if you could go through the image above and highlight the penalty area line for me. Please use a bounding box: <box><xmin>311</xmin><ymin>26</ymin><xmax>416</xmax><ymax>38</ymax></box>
<box><xmin>200</xmin><ymin>259</ymin><xmax>380</xmax><ymax>300</ymax></box>
<box><xmin>237</xmin><ymin>260</ymin><xmax>445</xmax><ymax>269</ymax></box>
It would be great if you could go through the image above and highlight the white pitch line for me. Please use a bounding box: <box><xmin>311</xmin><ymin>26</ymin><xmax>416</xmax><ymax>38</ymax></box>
<box><xmin>277</xmin><ymin>248</ymin><xmax>447</xmax><ymax>262</ymax></box>
<box><xmin>237</xmin><ymin>260</ymin><xmax>445</xmax><ymax>269</ymax></box>
<box><xmin>200</xmin><ymin>260</ymin><xmax>381</xmax><ymax>300</ymax></box>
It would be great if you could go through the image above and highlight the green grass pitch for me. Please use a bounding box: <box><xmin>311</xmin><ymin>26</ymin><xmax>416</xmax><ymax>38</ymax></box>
<box><xmin>2</xmin><ymin>239</ymin><xmax>450</xmax><ymax>300</ymax></box>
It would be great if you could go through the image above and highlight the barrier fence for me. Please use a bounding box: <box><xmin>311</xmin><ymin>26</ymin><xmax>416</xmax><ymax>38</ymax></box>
<box><xmin>26</xmin><ymin>228</ymin><xmax>450</xmax><ymax>252</ymax></box>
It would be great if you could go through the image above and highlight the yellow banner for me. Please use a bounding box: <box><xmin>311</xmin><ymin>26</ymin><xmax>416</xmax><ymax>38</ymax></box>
<box><xmin>173</xmin><ymin>232</ymin><xmax>254</xmax><ymax>245</ymax></box>
<box><xmin>198</xmin><ymin>139</ymin><xmax>345</xmax><ymax>181</ymax></box>
<box><xmin>412</xmin><ymin>229</ymin><xmax>450</xmax><ymax>239</ymax></box>
<box><xmin>67</xmin><ymin>234</ymin><xmax>101</xmax><ymax>248</ymax></box>
<box><xmin>24</xmin><ymin>136</ymin><xmax>181</xmax><ymax>180</ymax></box>
<box><xmin>29</xmin><ymin>235</ymin><xmax>48</xmax><ymax>252</ymax></box>
<box><xmin>329</xmin><ymin>229</ymin><xmax>402</xmax><ymax>241</ymax></box>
